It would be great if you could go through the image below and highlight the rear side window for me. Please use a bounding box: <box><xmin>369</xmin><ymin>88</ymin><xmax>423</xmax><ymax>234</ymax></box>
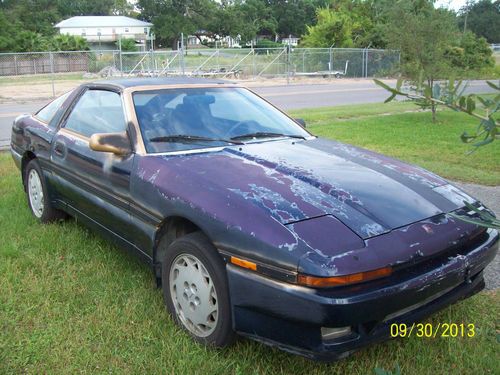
<box><xmin>36</xmin><ymin>91</ymin><xmax>72</xmax><ymax>123</ymax></box>
<box><xmin>64</xmin><ymin>90</ymin><xmax>127</xmax><ymax>137</ymax></box>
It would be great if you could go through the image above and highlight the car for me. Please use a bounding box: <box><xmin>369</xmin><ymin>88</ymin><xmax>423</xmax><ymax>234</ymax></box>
<box><xmin>10</xmin><ymin>77</ymin><xmax>498</xmax><ymax>361</ymax></box>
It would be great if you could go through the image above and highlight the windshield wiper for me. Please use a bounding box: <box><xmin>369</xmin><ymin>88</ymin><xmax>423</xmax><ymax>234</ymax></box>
<box><xmin>149</xmin><ymin>135</ymin><xmax>243</xmax><ymax>145</ymax></box>
<box><xmin>230</xmin><ymin>132</ymin><xmax>307</xmax><ymax>141</ymax></box>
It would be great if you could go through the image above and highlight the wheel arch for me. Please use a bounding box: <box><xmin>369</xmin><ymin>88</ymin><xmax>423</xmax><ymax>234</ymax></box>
<box><xmin>153</xmin><ymin>215</ymin><xmax>216</xmax><ymax>281</ymax></box>
<box><xmin>21</xmin><ymin>151</ymin><xmax>37</xmax><ymax>190</ymax></box>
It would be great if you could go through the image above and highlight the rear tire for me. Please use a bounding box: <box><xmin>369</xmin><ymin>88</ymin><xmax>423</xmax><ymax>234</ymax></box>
<box><xmin>161</xmin><ymin>232</ymin><xmax>235</xmax><ymax>347</ymax></box>
<box><xmin>24</xmin><ymin>159</ymin><xmax>66</xmax><ymax>223</ymax></box>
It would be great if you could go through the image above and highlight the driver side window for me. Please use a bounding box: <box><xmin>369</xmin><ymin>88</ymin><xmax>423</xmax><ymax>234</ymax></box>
<box><xmin>64</xmin><ymin>89</ymin><xmax>127</xmax><ymax>137</ymax></box>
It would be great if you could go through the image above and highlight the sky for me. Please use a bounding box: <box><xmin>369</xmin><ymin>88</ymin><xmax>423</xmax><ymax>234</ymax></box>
<box><xmin>435</xmin><ymin>0</ymin><xmax>470</xmax><ymax>12</ymax></box>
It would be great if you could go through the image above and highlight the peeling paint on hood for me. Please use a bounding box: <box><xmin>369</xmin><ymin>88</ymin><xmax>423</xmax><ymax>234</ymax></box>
<box><xmin>137</xmin><ymin>138</ymin><xmax>476</xmax><ymax>242</ymax></box>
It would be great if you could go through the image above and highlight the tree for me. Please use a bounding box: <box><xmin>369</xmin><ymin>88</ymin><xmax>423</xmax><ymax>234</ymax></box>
<box><xmin>49</xmin><ymin>34</ymin><xmax>89</xmax><ymax>51</ymax></box>
<box><xmin>269</xmin><ymin>0</ymin><xmax>325</xmax><ymax>39</ymax></box>
<box><xmin>137</xmin><ymin>0</ymin><xmax>218</xmax><ymax>49</ymax></box>
<box><xmin>458</xmin><ymin>0</ymin><xmax>500</xmax><ymax>43</ymax></box>
<box><xmin>1</xmin><ymin>0</ymin><xmax>60</xmax><ymax>36</ymax></box>
<box><xmin>301</xmin><ymin>8</ymin><xmax>354</xmax><ymax>47</ymax></box>
<box><xmin>56</xmin><ymin>0</ymin><xmax>115</xmax><ymax>17</ymax></box>
<box><xmin>384</xmin><ymin>0</ymin><xmax>459</xmax><ymax>121</ymax></box>
<box><xmin>117</xmin><ymin>38</ymin><xmax>138</xmax><ymax>52</ymax></box>
<box><xmin>233</xmin><ymin>0</ymin><xmax>278</xmax><ymax>43</ymax></box>
<box><xmin>445</xmin><ymin>31</ymin><xmax>495</xmax><ymax>72</ymax></box>
<box><xmin>300</xmin><ymin>1</ymin><xmax>379</xmax><ymax>48</ymax></box>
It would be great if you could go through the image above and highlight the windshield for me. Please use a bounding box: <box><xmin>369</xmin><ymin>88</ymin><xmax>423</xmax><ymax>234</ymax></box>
<box><xmin>133</xmin><ymin>87</ymin><xmax>310</xmax><ymax>153</ymax></box>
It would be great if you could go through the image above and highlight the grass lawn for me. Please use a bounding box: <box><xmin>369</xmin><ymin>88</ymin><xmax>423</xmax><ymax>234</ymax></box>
<box><xmin>0</xmin><ymin>151</ymin><xmax>499</xmax><ymax>373</ymax></box>
<box><xmin>289</xmin><ymin>101</ymin><xmax>500</xmax><ymax>186</ymax></box>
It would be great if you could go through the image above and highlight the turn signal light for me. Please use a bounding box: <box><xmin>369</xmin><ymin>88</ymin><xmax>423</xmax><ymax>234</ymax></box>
<box><xmin>297</xmin><ymin>266</ymin><xmax>392</xmax><ymax>288</ymax></box>
<box><xmin>230</xmin><ymin>256</ymin><xmax>257</xmax><ymax>271</ymax></box>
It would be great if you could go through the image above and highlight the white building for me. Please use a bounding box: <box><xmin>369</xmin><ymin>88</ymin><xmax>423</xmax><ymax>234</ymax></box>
<box><xmin>281</xmin><ymin>36</ymin><xmax>300</xmax><ymax>46</ymax></box>
<box><xmin>55</xmin><ymin>16</ymin><xmax>153</xmax><ymax>48</ymax></box>
<box><xmin>187</xmin><ymin>32</ymin><xmax>241</xmax><ymax>48</ymax></box>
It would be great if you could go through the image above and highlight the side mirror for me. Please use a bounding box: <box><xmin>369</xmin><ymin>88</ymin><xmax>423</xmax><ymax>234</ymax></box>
<box><xmin>295</xmin><ymin>118</ymin><xmax>306</xmax><ymax>128</ymax></box>
<box><xmin>89</xmin><ymin>131</ymin><xmax>131</xmax><ymax>156</ymax></box>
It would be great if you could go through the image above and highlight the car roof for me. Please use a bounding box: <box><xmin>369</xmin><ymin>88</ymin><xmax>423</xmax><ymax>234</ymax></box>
<box><xmin>86</xmin><ymin>77</ymin><xmax>233</xmax><ymax>90</ymax></box>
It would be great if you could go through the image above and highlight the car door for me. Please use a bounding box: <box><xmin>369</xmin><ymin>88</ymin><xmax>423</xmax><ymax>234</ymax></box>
<box><xmin>49</xmin><ymin>87</ymin><xmax>136</xmax><ymax>245</ymax></box>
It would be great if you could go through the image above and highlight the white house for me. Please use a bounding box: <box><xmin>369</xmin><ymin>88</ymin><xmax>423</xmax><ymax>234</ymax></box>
<box><xmin>187</xmin><ymin>31</ymin><xmax>241</xmax><ymax>48</ymax></box>
<box><xmin>55</xmin><ymin>16</ymin><xmax>153</xmax><ymax>48</ymax></box>
<box><xmin>281</xmin><ymin>36</ymin><xmax>300</xmax><ymax>46</ymax></box>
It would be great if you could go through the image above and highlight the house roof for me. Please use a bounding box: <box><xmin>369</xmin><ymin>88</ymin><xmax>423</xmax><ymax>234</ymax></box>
<box><xmin>55</xmin><ymin>16</ymin><xmax>152</xmax><ymax>29</ymax></box>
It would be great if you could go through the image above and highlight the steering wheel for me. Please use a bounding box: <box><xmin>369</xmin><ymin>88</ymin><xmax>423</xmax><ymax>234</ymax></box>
<box><xmin>224</xmin><ymin>120</ymin><xmax>260</xmax><ymax>138</ymax></box>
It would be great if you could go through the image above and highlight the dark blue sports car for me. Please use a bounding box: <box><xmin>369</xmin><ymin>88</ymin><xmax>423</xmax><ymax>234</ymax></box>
<box><xmin>10</xmin><ymin>78</ymin><xmax>498</xmax><ymax>360</ymax></box>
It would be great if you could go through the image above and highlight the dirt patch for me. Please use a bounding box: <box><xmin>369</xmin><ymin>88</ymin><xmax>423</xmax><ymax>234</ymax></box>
<box><xmin>0</xmin><ymin>80</ymin><xmax>87</xmax><ymax>103</ymax></box>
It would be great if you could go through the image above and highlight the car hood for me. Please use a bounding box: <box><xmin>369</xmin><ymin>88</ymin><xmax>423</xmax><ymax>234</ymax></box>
<box><xmin>139</xmin><ymin>137</ymin><xmax>475</xmax><ymax>242</ymax></box>
<box><xmin>220</xmin><ymin>138</ymin><xmax>475</xmax><ymax>239</ymax></box>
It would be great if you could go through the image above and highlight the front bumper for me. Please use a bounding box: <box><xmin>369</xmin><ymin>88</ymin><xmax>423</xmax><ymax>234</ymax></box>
<box><xmin>11</xmin><ymin>146</ymin><xmax>22</xmax><ymax>170</ymax></box>
<box><xmin>227</xmin><ymin>229</ymin><xmax>499</xmax><ymax>360</ymax></box>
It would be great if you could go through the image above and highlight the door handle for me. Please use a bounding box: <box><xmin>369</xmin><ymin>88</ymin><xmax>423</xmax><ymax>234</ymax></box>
<box><xmin>54</xmin><ymin>142</ymin><xmax>66</xmax><ymax>157</ymax></box>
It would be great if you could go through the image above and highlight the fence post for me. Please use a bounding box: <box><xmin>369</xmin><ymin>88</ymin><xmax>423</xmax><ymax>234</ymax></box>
<box><xmin>286</xmin><ymin>36</ymin><xmax>291</xmax><ymax>84</ymax></box>
<box><xmin>329</xmin><ymin>48</ymin><xmax>332</xmax><ymax>73</ymax></box>
<box><xmin>252</xmin><ymin>46</ymin><xmax>256</xmax><ymax>78</ymax></box>
<box><xmin>49</xmin><ymin>52</ymin><xmax>55</xmax><ymax>98</ymax></box>
<box><xmin>217</xmin><ymin>48</ymin><xmax>220</xmax><ymax>72</ymax></box>
<box><xmin>180</xmin><ymin>33</ymin><xmax>185</xmax><ymax>76</ymax></box>
<box><xmin>302</xmin><ymin>50</ymin><xmax>305</xmax><ymax>73</ymax></box>
<box><xmin>118</xmin><ymin>35</ymin><xmax>123</xmax><ymax>76</ymax></box>
<box><xmin>361</xmin><ymin>48</ymin><xmax>365</xmax><ymax>78</ymax></box>
<box><xmin>365</xmin><ymin>49</ymin><xmax>369</xmax><ymax>78</ymax></box>
<box><xmin>328</xmin><ymin>43</ymin><xmax>334</xmax><ymax>73</ymax></box>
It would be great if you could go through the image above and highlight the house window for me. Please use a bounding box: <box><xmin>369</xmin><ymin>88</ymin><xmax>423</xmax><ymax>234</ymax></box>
<box><xmin>125</xmin><ymin>28</ymin><xmax>129</xmax><ymax>33</ymax></box>
<box><xmin>81</xmin><ymin>29</ymin><xmax>86</xmax><ymax>36</ymax></box>
<box><xmin>112</xmin><ymin>28</ymin><xmax>116</xmax><ymax>34</ymax></box>
<box><xmin>144</xmin><ymin>27</ymin><xmax>148</xmax><ymax>35</ymax></box>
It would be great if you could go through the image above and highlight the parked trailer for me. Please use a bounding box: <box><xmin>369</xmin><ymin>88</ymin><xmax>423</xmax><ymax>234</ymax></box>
<box><xmin>293</xmin><ymin>60</ymin><xmax>349</xmax><ymax>79</ymax></box>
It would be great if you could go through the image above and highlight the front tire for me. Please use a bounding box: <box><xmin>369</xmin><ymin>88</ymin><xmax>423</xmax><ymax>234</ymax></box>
<box><xmin>25</xmin><ymin>159</ymin><xmax>65</xmax><ymax>223</ymax></box>
<box><xmin>161</xmin><ymin>232</ymin><xmax>235</xmax><ymax>347</ymax></box>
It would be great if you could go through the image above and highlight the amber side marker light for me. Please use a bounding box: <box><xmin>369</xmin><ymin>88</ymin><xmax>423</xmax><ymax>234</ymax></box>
<box><xmin>230</xmin><ymin>256</ymin><xmax>257</xmax><ymax>271</ymax></box>
<box><xmin>298</xmin><ymin>266</ymin><xmax>392</xmax><ymax>288</ymax></box>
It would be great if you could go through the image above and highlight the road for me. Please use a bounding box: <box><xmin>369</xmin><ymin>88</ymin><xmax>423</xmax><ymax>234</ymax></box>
<box><xmin>0</xmin><ymin>79</ymin><xmax>496</xmax><ymax>149</ymax></box>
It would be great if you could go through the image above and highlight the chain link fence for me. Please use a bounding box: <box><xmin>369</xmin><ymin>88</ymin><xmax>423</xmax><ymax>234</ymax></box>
<box><xmin>0</xmin><ymin>47</ymin><xmax>399</xmax><ymax>98</ymax></box>
<box><xmin>0</xmin><ymin>47</ymin><xmax>400</xmax><ymax>77</ymax></box>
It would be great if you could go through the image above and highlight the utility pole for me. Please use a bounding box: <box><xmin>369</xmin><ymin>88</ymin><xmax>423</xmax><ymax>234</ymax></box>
<box><xmin>462</xmin><ymin>0</ymin><xmax>473</xmax><ymax>33</ymax></box>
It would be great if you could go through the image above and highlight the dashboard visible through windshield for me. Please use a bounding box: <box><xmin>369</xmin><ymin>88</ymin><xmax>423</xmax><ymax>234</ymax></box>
<box><xmin>132</xmin><ymin>87</ymin><xmax>310</xmax><ymax>153</ymax></box>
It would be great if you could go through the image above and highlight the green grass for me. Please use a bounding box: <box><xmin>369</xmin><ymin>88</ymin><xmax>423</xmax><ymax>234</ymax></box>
<box><xmin>0</xmin><ymin>152</ymin><xmax>499</xmax><ymax>374</ymax></box>
<box><xmin>290</xmin><ymin>101</ymin><xmax>500</xmax><ymax>185</ymax></box>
